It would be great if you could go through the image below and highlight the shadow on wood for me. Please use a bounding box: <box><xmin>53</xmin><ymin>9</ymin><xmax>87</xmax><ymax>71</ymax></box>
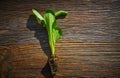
<box><xmin>26</xmin><ymin>15</ymin><xmax>53</xmax><ymax>78</ymax></box>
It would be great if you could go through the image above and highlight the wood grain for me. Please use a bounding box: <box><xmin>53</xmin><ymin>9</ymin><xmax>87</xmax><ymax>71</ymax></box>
<box><xmin>0</xmin><ymin>0</ymin><xmax>120</xmax><ymax>78</ymax></box>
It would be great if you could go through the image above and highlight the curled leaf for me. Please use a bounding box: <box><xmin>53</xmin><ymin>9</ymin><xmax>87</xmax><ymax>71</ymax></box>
<box><xmin>55</xmin><ymin>10</ymin><xmax>68</xmax><ymax>18</ymax></box>
<box><xmin>32</xmin><ymin>9</ymin><xmax>44</xmax><ymax>21</ymax></box>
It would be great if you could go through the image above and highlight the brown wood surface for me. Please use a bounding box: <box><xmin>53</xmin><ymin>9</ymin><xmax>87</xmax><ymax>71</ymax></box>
<box><xmin>0</xmin><ymin>0</ymin><xmax>120</xmax><ymax>78</ymax></box>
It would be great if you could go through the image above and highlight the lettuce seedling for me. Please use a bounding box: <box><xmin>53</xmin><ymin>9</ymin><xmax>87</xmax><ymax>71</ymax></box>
<box><xmin>32</xmin><ymin>9</ymin><xmax>68</xmax><ymax>56</ymax></box>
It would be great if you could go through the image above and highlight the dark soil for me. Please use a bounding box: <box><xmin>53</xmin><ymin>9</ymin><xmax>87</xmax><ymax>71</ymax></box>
<box><xmin>48</xmin><ymin>55</ymin><xmax>58</xmax><ymax>76</ymax></box>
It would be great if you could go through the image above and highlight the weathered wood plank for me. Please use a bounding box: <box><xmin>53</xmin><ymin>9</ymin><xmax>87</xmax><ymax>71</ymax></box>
<box><xmin>0</xmin><ymin>0</ymin><xmax>120</xmax><ymax>78</ymax></box>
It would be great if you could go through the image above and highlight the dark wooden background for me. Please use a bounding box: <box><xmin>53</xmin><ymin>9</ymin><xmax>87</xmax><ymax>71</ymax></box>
<box><xmin>0</xmin><ymin>0</ymin><xmax>120</xmax><ymax>78</ymax></box>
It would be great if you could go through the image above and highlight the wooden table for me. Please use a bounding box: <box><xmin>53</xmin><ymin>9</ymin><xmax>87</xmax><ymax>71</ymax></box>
<box><xmin>0</xmin><ymin>0</ymin><xmax>120</xmax><ymax>78</ymax></box>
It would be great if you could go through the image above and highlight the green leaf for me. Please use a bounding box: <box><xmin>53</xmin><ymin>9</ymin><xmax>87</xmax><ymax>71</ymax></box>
<box><xmin>32</xmin><ymin>9</ymin><xmax>44</xmax><ymax>21</ymax></box>
<box><xmin>52</xmin><ymin>21</ymin><xmax>62</xmax><ymax>42</ymax></box>
<box><xmin>44</xmin><ymin>10</ymin><xmax>55</xmax><ymax>30</ymax></box>
<box><xmin>44</xmin><ymin>10</ymin><xmax>56</xmax><ymax>55</ymax></box>
<box><xmin>53</xmin><ymin>28</ymin><xmax>62</xmax><ymax>42</ymax></box>
<box><xmin>55</xmin><ymin>10</ymin><xmax>68</xmax><ymax>18</ymax></box>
